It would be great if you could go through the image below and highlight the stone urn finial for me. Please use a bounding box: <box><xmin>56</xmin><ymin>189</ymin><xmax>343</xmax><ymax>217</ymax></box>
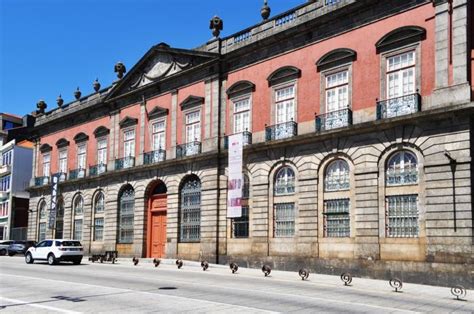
<box><xmin>114</xmin><ymin>62</ymin><xmax>127</xmax><ymax>79</ymax></box>
<box><xmin>74</xmin><ymin>87</ymin><xmax>81</xmax><ymax>100</ymax></box>
<box><xmin>36</xmin><ymin>99</ymin><xmax>47</xmax><ymax>114</ymax></box>
<box><xmin>209</xmin><ymin>15</ymin><xmax>223</xmax><ymax>38</ymax></box>
<box><xmin>261</xmin><ymin>0</ymin><xmax>271</xmax><ymax>20</ymax></box>
<box><xmin>93</xmin><ymin>78</ymin><xmax>101</xmax><ymax>92</ymax></box>
<box><xmin>57</xmin><ymin>94</ymin><xmax>64</xmax><ymax>107</ymax></box>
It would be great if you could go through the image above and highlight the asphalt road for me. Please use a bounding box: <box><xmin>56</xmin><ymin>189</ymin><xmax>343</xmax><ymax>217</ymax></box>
<box><xmin>0</xmin><ymin>256</ymin><xmax>472</xmax><ymax>313</ymax></box>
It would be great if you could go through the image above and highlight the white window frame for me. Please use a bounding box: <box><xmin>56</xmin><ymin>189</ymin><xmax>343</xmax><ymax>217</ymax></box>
<box><xmin>77</xmin><ymin>143</ymin><xmax>87</xmax><ymax>170</ymax></box>
<box><xmin>97</xmin><ymin>137</ymin><xmax>108</xmax><ymax>166</ymax></box>
<box><xmin>325</xmin><ymin>70</ymin><xmax>349</xmax><ymax>113</ymax></box>
<box><xmin>386</xmin><ymin>50</ymin><xmax>416</xmax><ymax>100</ymax></box>
<box><xmin>58</xmin><ymin>149</ymin><xmax>68</xmax><ymax>173</ymax></box>
<box><xmin>185</xmin><ymin>110</ymin><xmax>201</xmax><ymax>143</ymax></box>
<box><xmin>274</xmin><ymin>84</ymin><xmax>296</xmax><ymax>124</ymax></box>
<box><xmin>42</xmin><ymin>153</ymin><xmax>51</xmax><ymax>176</ymax></box>
<box><xmin>123</xmin><ymin>129</ymin><xmax>136</xmax><ymax>158</ymax></box>
<box><xmin>232</xmin><ymin>96</ymin><xmax>251</xmax><ymax>134</ymax></box>
<box><xmin>151</xmin><ymin>119</ymin><xmax>166</xmax><ymax>151</ymax></box>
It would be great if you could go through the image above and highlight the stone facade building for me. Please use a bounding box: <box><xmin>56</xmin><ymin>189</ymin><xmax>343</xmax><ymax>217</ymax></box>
<box><xmin>26</xmin><ymin>0</ymin><xmax>473</xmax><ymax>287</ymax></box>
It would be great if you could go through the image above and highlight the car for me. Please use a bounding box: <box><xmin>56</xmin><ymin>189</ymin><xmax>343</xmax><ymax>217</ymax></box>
<box><xmin>0</xmin><ymin>240</ymin><xmax>14</xmax><ymax>256</ymax></box>
<box><xmin>7</xmin><ymin>241</ymin><xmax>37</xmax><ymax>256</ymax></box>
<box><xmin>25</xmin><ymin>239</ymin><xmax>83</xmax><ymax>265</ymax></box>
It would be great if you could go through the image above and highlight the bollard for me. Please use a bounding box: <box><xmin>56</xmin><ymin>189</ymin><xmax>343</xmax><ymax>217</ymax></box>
<box><xmin>298</xmin><ymin>268</ymin><xmax>309</xmax><ymax>281</ymax></box>
<box><xmin>201</xmin><ymin>261</ymin><xmax>209</xmax><ymax>271</ymax></box>
<box><xmin>340</xmin><ymin>273</ymin><xmax>352</xmax><ymax>286</ymax></box>
<box><xmin>389</xmin><ymin>278</ymin><xmax>403</xmax><ymax>292</ymax></box>
<box><xmin>262</xmin><ymin>265</ymin><xmax>271</xmax><ymax>277</ymax></box>
<box><xmin>132</xmin><ymin>257</ymin><xmax>139</xmax><ymax>266</ymax></box>
<box><xmin>230</xmin><ymin>263</ymin><xmax>239</xmax><ymax>274</ymax></box>
<box><xmin>153</xmin><ymin>258</ymin><xmax>160</xmax><ymax>267</ymax></box>
<box><xmin>176</xmin><ymin>259</ymin><xmax>183</xmax><ymax>269</ymax></box>
<box><xmin>451</xmin><ymin>285</ymin><xmax>467</xmax><ymax>301</ymax></box>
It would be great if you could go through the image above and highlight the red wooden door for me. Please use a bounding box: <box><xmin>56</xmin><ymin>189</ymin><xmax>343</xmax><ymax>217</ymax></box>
<box><xmin>147</xmin><ymin>195</ymin><xmax>167</xmax><ymax>258</ymax></box>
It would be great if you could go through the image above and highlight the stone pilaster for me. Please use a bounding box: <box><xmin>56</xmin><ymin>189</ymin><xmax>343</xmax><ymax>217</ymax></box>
<box><xmin>452</xmin><ymin>0</ymin><xmax>468</xmax><ymax>84</ymax></box>
<box><xmin>138</xmin><ymin>101</ymin><xmax>146</xmax><ymax>166</ymax></box>
<box><xmin>170</xmin><ymin>92</ymin><xmax>178</xmax><ymax>159</ymax></box>
<box><xmin>434</xmin><ymin>1</ymin><xmax>450</xmax><ymax>89</ymax></box>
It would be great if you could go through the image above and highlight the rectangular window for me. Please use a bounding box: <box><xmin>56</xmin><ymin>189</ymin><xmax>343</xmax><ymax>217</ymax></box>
<box><xmin>324</xmin><ymin>199</ymin><xmax>350</xmax><ymax>237</ymax></box>
<box><xmin>38</xmin><ymin>223</ymin><xmax>46</xmax><ymax>241</ymax></box>
<box><xmin>152</xmin><ymin>121</ymin><xmax>166</xmax><ymax>151</ymax></box>
<box><xmin>274</xmin><ymin>203</ymin><xmax>295</xmax><ymax>237</ymax></box>
<box><xmin>0</xmin><ymin>201</ymin><xmax>8</xmax><ymax>217</ymax></box>
<box><xmin>58</xmin><ymin>150</ymin><xmax>67</xmax><ymax>173</ymax></box>
<box><xmin>123</xmin><ymin>130</ymin><xmax>135</xmax><ymax>158</ymax></box>
<box><xmin>43</xmin><ymin>153</ymin><xmax>51</xmax><ymax>176</ymax></box>
<box><xmin>275</xmin><ymin>85</ymin><xmax>295</xmax><ymax>124</ymax></box>
<box><xmin>119</xmin><ymin>200</ymin><xmax>134</xmax><ymax>243</ymax></box>
<box><xmin>77</xmin><ymin>144</ymin><xmax>86</xmax><ymax>169</ymax></box>
<box><xmin>73</xmin><ymin>219</ymin><xmax>83</xmax><ymax>240</ymax></box>
<box><xmin>97</xmin><ymin>138</ymin><xmax>107</xmax><ymax>167</ymax></box>
<box><xmin>386</xmin><ymin>195</ymin><xmax>418</xmax><ymax>238</ymax></box>
<box><xmin>232</xmin><ymin>206</ymin><xmax>249</xmax><ymax>238</ymax></box>
<box><xmin>185</xmin><ymin>110</ymin><xmax>201</xmax><ymax>143</ymax></box>
<box><xmin>326</xmin><ymin>70</ymin><xmax>348</xmax><ymax>112</ymax></box>
<box><xmin>387</xmin><ymin>51</ymin><xmax>415</xmax><ymax>99</ymax></box>
<box><xmin>233</xmin><ymin>97</ymin><xmax>251</xmax><ymax>134</ymax></box>
<box><xmin>94</xmin><ymin>218</ymin><xmax>104</xmax><ymax>241</ymax></box>
<box><xmin>0</xmin><ymin>176</ymin><xmax>10</xmax><ymax>192</ymax></box>
<box><xmin>1</xmin><ymin>150</ymin><xmax>12</xmax><ymax>166</ymax></box>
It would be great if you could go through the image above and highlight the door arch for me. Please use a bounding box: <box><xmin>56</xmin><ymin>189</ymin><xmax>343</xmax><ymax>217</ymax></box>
<box><xmin>147</xmin><ymin>181</ymin><xmax>168</xmax><ymax>258</ymax></box>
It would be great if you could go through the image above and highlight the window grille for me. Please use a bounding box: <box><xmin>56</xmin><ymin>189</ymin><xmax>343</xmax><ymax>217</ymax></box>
<box><xmin>119</xmin><ymin>187</ymin><xmax>135</xmax><ymax>243</ymax></box>
<box><xmin>94</xmin><ymin>218</ymin><xmax>104</xmax><ymax>241</ymax></box>
<box><xmin>232</xmin><ymin>206</ymin><xmax>249</xmax><ymax>238</ymax></box>
<box><xmin>94</xmin><ymin>193</ymin><xmax>105</xmax><ymax>213</ymax></box>
<box><xmin>386</xmin><ymin>195</ymin><xmax>418</xmax><ymax>237</ymax></box>
<box><xmin>74</xmin><ymin>196</ymin><xmax>84</xmax><ymax>215</ymax></box>
<box><xmin>38</xmin><ymin>223</ymin><xmax>46</xmax><ymax>241</ymax></box>
<box><xmin>274</xmin><ymin>203</ymin><xmax>295</xmax><ymax>237</ymax></box>
<box><xmin>275</xmin><ymin>166</ymin><xmax>295</xmax><ymax>195</ymax></box>
<box><xmin>180</xmin><ymin>178</ymin><xmax>201</xmax><ymax>242</ymax></box>
<box><xmin>242</xmin><ymin>174</ymin><xmax>250</xmax><ymax>199</ymax></box>
<box><xmin>386</xmin><ymin>151</ymin><xmax>418</xmax><ymax>186</ymax></box>
<box><xmin>73</xmin><ymin>219</ymin><xmax>83</xmax><ymax>240</ymax></box>
<box><xmin>55</xmin><ymin>200</ymin><xmax>64</xmax><ymax>239</ymax></box>
<box><xmin>325</xmin><ymin>160</ymin><xmax>350</xmax><ymax>191</ymax></box>
<box><xmin>39</xmin><ymin>201</ymin><xmax>47</xmax><ymax>219</ymax></box>
<box><xmin>324</xmin><ymin>199</ymin><xmax>350</xmax><ymax>237</ymax></box>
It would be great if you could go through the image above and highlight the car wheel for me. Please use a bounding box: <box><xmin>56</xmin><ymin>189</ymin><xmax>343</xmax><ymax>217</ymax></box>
<box><xmin>47</xmin><ymin>253</ymin><xmax>57</xmax><ymax>265</ymax></box>
<box><xmin>73</xmin><ymin>258</ymin><xmax>82</xmax><ymax>265</ymax></box>
<box><xmin>25</xmin><ymin>253</ymin><xmax>34</xmax><ymax>264</ymax></box>
<box><xmin>0</xmin><ymin>249</ymin><xmax>6</xmax><ymax>256</ymax></box>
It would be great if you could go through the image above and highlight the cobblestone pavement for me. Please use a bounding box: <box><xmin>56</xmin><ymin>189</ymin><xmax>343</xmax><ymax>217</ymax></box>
<box><xmin>0</xmin><ymin>256</ymin><xmax>472</xmax><ymax>313</ymax></box>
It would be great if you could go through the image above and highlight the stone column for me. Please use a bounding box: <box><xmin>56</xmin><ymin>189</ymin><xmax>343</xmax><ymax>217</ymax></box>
<box><xmin>138</xmin><ymin>101</ymin><xmax>146</xmax><ymax>166</ymax></box>
<box><xmin>170</xmin><ymin>92</ymin><xmax>178</xmax><ymax>159</ymax></box>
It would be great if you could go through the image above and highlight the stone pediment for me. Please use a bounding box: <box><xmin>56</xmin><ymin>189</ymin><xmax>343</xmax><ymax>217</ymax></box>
<box><xmin>147</xmin><ymin>106</ymin><xmax>169</xmax><ymax>119</ymax></box>
<box><xmin>119</xmin><ymin>116</ymin><xmax>138</xmax><ymax>128</ymax></box>
<box><xmin>107</xmin><ymin>43</ymin><xmax>218</xmax><ymax>100</ymax></box>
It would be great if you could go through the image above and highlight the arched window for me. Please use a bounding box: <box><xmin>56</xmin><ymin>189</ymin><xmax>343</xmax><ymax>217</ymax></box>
<box><xmin>73</xmin><ymin>195</ymin><xmax>84</xmax><ymax>240</ymax></box>
<box><xmin>119</xmin><ymin>187</ymin><xmax>135</xmax><ymax>243</ymax></box>
<box><xmin>55</xmin><ymin>198</ymin><xmax>64</xmax><ymax>239</ymax></box>
<box><xmin>179</xmin><ymin>176</ymin><xmax>201</xmax><ymax>242</ymax></box>
<box><xmin>274</xmin><ymin>166</ymin><xmax>295</xmax><ymax>195</ymax></box>
<box><xmin>93</xmin><ymin>192</ymin><xmax>105</xmax><ymax>241</ymax></box>
<box><xmin>385</xmin><ymin>150</ymin><xmax>419</xmax><ymax>238</ymax></box>
<box><xmin>38</xmin><ymin>200</ymin><xmax>47</xmax><ymax>241</ymax></box>
<box><xmin>325</xmin><ymin>160</ymin><xmax>350</xmax><ymax>191</ymax></box>
<box><xmin>386</xmin><ymin>151</ymin><xmax>418</xmax><ymax>185</ymax></box>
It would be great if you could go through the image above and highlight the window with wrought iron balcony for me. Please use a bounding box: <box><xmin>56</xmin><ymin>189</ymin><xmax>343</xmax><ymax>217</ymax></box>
<box><xmin>89</xmin><ymin>163</ymin><xmax>107</xmax><ymax>176</ymax></box>
<box><xmin>176</xmin><ymin>141</ymin><xmax>201</xmax><ymax>158</ymax></box>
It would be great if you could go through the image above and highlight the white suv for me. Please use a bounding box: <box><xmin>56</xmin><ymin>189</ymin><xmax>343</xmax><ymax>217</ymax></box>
<box><xmin>25</xmin><ymin>239</ymin><xmax>83</xmax><ymax>265</ymax></box>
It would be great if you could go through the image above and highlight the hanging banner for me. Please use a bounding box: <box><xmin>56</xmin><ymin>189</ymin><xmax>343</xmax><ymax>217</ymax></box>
<box><xmin>227</xmin><ymin>133</ymin><xmax>243</xmax><ymax>218</ymax></box>
<box><xmin>49</xmin><ymin>174</ymin><xmax>59</xmax><ymax>229</ymax></box>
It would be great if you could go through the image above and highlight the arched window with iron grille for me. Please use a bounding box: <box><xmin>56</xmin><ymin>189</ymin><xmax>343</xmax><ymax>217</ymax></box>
<box><xmin>179</xmin><ymin>176</ymin><xmax>201</xmax><ymax>242</ymax></box>
<box><xmin>118</xmin><ymin>187</ymin><xmax>134</xmax><ymax>243</ymax></box>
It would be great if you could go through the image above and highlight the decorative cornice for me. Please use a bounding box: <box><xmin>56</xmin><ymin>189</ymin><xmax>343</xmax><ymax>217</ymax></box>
<box><xmin>93</xmin><ymin>126</ymin><xmax>110</xmax><ymax>138</ymax></box>
<box><xmin>147</xmin><ymin>106</ymin><xmax>169</xmax><ymax>120</ymax></box>
<box><xmin>56</xmin><ymin>138</ymin><xmax>70</xmax><ymax>148</ymax></box>
<box><xmin>267</xmin><ymin>66</ymin><xmax>301</xmax><ymax>87</ymax></box>
<box><xmin>73</xmin><ymin>132</ymin><xmax>89</xmax><ymax>143</ymax></box>
<box><xmin>316</xmin><ymin>48</ymin><xmax>357</xmax><ymax>72</ymax></box>
<box><xmin>226</xmin><ymin>80</ymin><xmax>256</xmax><ymax>97</ymax></box>
<box><xmin>376</xmin><ymin>26</ymin><xmax>426</xmax><ymax>54</ymax></box>
<box><xmin>119</xmin><ymin>116</ymin><xmax>138</xmax><ymax>128</ymax></box>
<box><xmin>180</xmin><ymin>95</ymin><xmax>204</xmax><ymax>111</ymax></box>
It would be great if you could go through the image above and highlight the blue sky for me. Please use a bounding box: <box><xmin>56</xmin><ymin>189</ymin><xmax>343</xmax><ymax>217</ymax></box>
<box><xmin>0</xmin><ymin>0</ymin><xmax>303</xmax><ymax>117</ymax></box>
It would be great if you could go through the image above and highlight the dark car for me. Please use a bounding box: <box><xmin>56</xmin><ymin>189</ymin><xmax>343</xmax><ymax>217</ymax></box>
<box><xmin>0</xmin><ymin>240</ymin><xmax>14</xmax><ymax>255</ymax></box>
<box><xmin>7</xmin><ymin>241</ymin><xmax>37</xmax><ymax>256</ymax></box>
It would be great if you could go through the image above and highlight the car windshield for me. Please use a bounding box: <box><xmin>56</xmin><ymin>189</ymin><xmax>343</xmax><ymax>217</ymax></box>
<box><xmin>57</xmin><ymin>241</ymin><xmax>82</xmax><ymax>247</ymax></box>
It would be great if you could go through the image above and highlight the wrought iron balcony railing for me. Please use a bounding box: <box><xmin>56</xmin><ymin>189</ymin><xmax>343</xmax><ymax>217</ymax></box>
<box><xmin>265</xmin><ymin>121</ymin><xmax>297</xmax><ymax>141</ymax></box>
<box><xmin>176</xmin><ymin>141</ymin><xmax>201</xmax><ymax>158</ymax></box>
<box><xmin>69</xmin><ymin>168</ymin><xmax>86</xmax><ymax>180</ymax></box>
<box><xmin>316</xmin><ymin>108</ymin><xmax>352</xmax><ymax>132</ymax></box>
<box><xmin>224</xmin><ymin>131</ymin><xmax>252</xmax><ymax>149</ymax></box>
<box><xmin>52</xmin><ymin>172</ymin><xmax>67</xmax><ymax>182</ymax></box>
<box><xmin>115</xmin><ymin>156</ymin><xmax>135</xmax><ymax>170</ymax></box>
<box><xmin>144</xmin><ymin>149</ymin><xmax>166</xmax><ymax>165</ymax></box>
<box><xmin>89</xmin><ymin>163</ymin><xmax>107</xmax><ymax>176</ymax></box>
<box><xmin>34</xmin><ymin>176</ymin><xmax>50</xmax><ymax>186</ymax></box>
<box><xmin>376</xmin><ymin>93</ymin><xmax>421</xmax><ymax>120</ymax></box>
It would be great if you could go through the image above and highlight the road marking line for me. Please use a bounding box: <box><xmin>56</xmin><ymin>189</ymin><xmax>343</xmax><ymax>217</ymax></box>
<box><xmin>2</xmin><ymin>273</ymin><xmax>416</xmax><ymax>313</ymax></box>
<box><xmin>1</xmin><ymin>274</ymin><xmax>277</xmax><ymax>313</ymax></box>
<box><xmin>0</xmin><ymin>296</ymin><xmax>81</xmax><ymax>314</ymax></box>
